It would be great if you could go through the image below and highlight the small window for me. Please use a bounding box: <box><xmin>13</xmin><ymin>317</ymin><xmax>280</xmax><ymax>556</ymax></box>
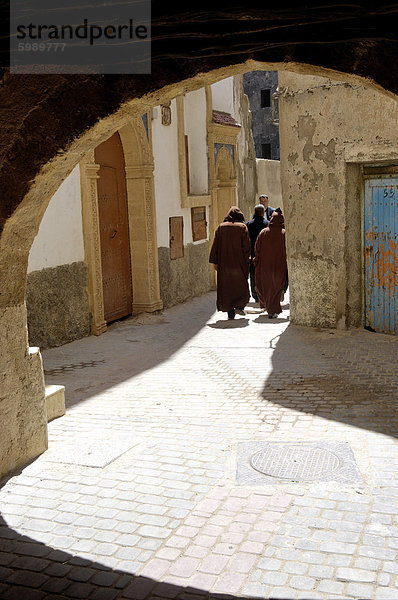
<box><xmin>261</xmin><ymin>143</ymin><xmax>271</xmax><ymax>159</ymax></box>
<box><xmin>261</xmin><ymin>89</ymin><xmax>271</xmax><ymax>108</ymax></box>
<box><xmin>191</xmin><ymin>206</ymin><xmax>207</xmax><ymax>242</ymax></box>
<box><xmin>169</xmin><ymin>216</ymin><xmax>184</xmax><ymax>259</ymax></box>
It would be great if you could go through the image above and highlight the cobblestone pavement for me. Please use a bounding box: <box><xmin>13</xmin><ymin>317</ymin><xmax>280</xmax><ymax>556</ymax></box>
<box><xmin>1</xmin><ymin>292</ymin><xmax>398</xmax><ymax>600</ymax></box>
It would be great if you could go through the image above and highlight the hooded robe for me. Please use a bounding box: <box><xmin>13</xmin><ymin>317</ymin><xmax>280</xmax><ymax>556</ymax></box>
<box><xmin>209</xmin><ymin>207</ymin><xmax>250</xmax><ymax>312</ymax></box>
<box><xmin>254</xmin><ymin>211</ymin><xmax>287</xmax><ymax>315</ymax></box>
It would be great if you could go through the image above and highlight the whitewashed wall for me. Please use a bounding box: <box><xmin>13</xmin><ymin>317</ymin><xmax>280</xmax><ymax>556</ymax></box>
<box><xmin>28</xmin><ymin>166</ymin><xmax>84</xmax><ymax>272</ymax></box>
<box><xmin>153</xmin><ymin>92</ymin><xmax>210</xmax><ymax>248</ymax></box>
<box><xmin>184</xmin><ymin>88</ymin><xmax>208</xmax><ymax>195</ymax></box>
<box><xmin>211</xmin><ymin>77</ymin><xmax>236</xmax><ymax>116</ymax></box>
<box><xmin>153</xmin><ymin>99</ymin><xmax>187</xmax><ymax>247</ymax></box>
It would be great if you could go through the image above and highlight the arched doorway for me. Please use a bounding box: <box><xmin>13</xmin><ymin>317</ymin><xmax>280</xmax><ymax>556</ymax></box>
<box><xmin>80</xmin><ymin>119</ymin><xmax>163</xmax><ymax>336</ymax></box>
<box><xmin>94</xmin><ymin>132</ymin><xmax>133</xmax><ymax>324</ymax></box>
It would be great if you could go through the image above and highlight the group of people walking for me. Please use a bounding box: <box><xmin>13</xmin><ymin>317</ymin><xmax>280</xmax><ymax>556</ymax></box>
<box><xmin>209</xmin><ymin>195</ymin><xmax>287</xmax><ymax>320</ymax></box>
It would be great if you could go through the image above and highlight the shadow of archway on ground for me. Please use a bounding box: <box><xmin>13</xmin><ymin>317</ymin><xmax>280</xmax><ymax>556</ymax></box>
<box><xmin>0</xmin><ymin>513</ymin><xmax>305</xmax><ymax>600</ymax></box>
<box><xmin>262</xmin><ymin>324</ymin><xmax>398</xmax><ymax>439</ymax></box>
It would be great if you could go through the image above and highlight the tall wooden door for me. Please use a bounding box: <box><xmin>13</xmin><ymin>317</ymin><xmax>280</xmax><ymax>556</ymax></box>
<box><xmin>364</xmin><ymin>175</ymin><xmax>397</xmax><ymax>335</ymax></box>
<box><xmin>95</xmin><ymin>132</ymin><xmax>133</xmax><ymax>323</ymax></box>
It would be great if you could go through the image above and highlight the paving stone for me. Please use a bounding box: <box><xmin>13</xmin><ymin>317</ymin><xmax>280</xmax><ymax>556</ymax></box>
<box><xmin>359</xmin><ymin>546</ymin><xmax>396</xmax><ymax>560</ymax></box>
<box><xmin>42</xmin><ymin>577</ymin><xmax>71</xmax><ymax>593</ymax></box>
<box><xmin>290</xmin><ymin>575</ymin><xmax>316</xmax><ymax>590</ymax></box>
<box><xmin>346</xmin><ymin>582</ymin><xmax>375</xmax><ymax>597</ymax></box>
<box><xmin>378</xmin><ymin>573</ymin><xmax>391</xmax><ymax>586</ymax></box>
<box><xmin>2</xmin><ymin>586</ymin><xmax>46</xmax><ymax>600</ymax></box>
<box><xmin>67</xmin><ymin>566</ymin><xmax>96</xmax><ymax>582</ymax></box>
<box><xmin>6</xmin><ymin>570</ymin><xmax>49</xmax><ymax>588</ymax></box>
<box><xmin>184</xmin><ymin>545</ymin><xmax>208</xmax><ymax>559</ymax></box>
<box><xmin>199</xmin><ymin>554</ymin><xmax>230</xmax><ymax>575</ymax></box>
<box><xmin>140</xmin><ymin>558</ymin><xmax>171</xmax><ymax>579</ymax></box>
<box><xmin>336</xmin><ymin>566</ymin><xmax>376</xmax><ymax>583</ymax></box>
<box><xmin>227</xmin><ymin>552</ymin><xmax>257</xmax><ymax>574</ymax></box>
<box><xmin>382</xmin><ymin>561</ymin><xmax>398</xmax><ymax>574</ymax></box>
<box><xmin>375</xmin><ymin>588</ymin><xmax>398</xmax><ymax>599</ymax></box>
<box><xmin>241</xmin><ymin>583</ymin><xmax>270</xmax><ymax>598</ymax></box>
<box><xmin>169</xmin><ymin>556</ymin><xmax>200</xmax><ymax>578</ymax></box>
<box><xmin>257</xmin><ymin>558</ymin><xmax>282</xmax><ymax>571</ymax></box>
<box><xmin>319</xmin><ymin>541</ymin><xmax>356</xmax><ymax>554</ymax></box>
<box><xmin>317</xmin><ymin>580</ymin><xmax>345</xmax><ymax>595</ymax></box>
<box><xmin>91</xmin><ymin>588</ymin><xmax>121</xmax><ymax>600</ymax></box>
<box><xmin>284</xmin><ymin>561</ymin><xmax>308</xmax><ymax>575</ymax></box>
<box><xmin>210</xmin><ymin>571</ymin><xmax>246</xmax><ymax>594</ymax></box>
<box><xmin>261</xmin><ymin>571</ymin><xmax>289</xmax><ymax>586</ymax></box>
<box><xmin>308</xmin><ymin>565</ymin><xmax>334</xmax><ymax>578</ymax></box>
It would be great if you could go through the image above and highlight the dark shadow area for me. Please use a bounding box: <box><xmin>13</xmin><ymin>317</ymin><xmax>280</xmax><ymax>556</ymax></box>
<box><xmin>207</xmin><ymin>318</ymin><xmax>249</xmax><ymax>329</ymax></box>
<box><xmin>261</xmin><ymin>324</ymin><xmax>398</xmax><ymax>439</ymax></box>
<box><xmin>42</xmin><ymin>293</ymin><xmax>217</xmax><ymax>409</ymax></box>
<box><xmin>253</xmin><ymin>316</ymin><xmax>290</xmax><ymax>324</ymax></box>
<box><xmin>0</xmin><ymin>514</ymin><xmax>305</xmax><ymax>600</ymax></box>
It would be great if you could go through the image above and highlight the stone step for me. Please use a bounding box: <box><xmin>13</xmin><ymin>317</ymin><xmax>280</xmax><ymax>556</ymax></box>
<box><xmin>45</xmin><ymin>384</ymin><xmax>66</xmax><ymax>422</ymax></box>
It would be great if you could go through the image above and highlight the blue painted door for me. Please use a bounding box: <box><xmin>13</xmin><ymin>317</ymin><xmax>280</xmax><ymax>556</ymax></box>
<box><xmin>364</xmin><ymin>176</ymin><xmax>398</xmax><ymax>335</ymax></box>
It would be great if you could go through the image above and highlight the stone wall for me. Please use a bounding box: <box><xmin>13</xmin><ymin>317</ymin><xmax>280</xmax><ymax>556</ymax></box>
<box><xmin>26</xmin><ymin>262</ymin><xmax>91</xmax><ymax>349</ymax></box>
<box><xmin>243</xmin><ymin>70</ymin><xmax>280</xmax><ymax>159</ymax></box>
<box><xmin>0</xmin><ymin>305</ymin><xmax>47</xmax><ymax>478</ymax></box>
<box><xmin>279</xmin><ymin>71</ymin><xmax>398</xmax><ymax>329</ymax></box>
<box><xmin>158</xmin><ymin>242</ymin><xmax>211</xmax><ymax>309</ymax></box>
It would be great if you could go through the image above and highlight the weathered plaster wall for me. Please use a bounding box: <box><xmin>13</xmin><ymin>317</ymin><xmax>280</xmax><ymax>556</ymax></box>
<box><xmin>27</xmin><ymin>262</ymin><xmax>90</xmax><ymax>349</ymax></box>
<box><xmin>256</xmin><ymin>159</ymin><xmax>282</xmax><ymax>209</ymax></box>
<box><xmin>233</xmin><ymin>75</ymin><xmax>258</xmax><ymax>221</ymax></box>
<box><xmin>279</xmin><ymin>71</ymin><xmax>398</xmax><ymax>329</ymax></box>
<box><xmin>158</xmin><ymin>242</ymin><xmax>211</xmax><ymax>308</ymax></box>
<box><xmin>0</xmin><ymin>305</ymin><xmax>47</xmax><ymax>478</ymax></box>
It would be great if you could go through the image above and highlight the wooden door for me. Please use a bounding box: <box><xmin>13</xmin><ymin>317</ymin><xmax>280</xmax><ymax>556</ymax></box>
<box><xmin>364</xmin><ymin>175</ymin><xmax>397</xmax><ymax>335</ymax></box>
<box><xmin>95</xmin><ymin>132</ymin><xmax>133</xmax><ymax>323</ymax></box>
<box><xmin>169</xmin><ymin>217</ymin><xmax>184</xmax><ymax>259</ymax></box>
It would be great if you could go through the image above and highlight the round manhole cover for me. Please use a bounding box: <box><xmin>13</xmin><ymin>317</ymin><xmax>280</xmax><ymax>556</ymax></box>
<box><xmin>250</xmin><ymin>444</ymin><xmax>342</xmax><ymax>481</ymax></box>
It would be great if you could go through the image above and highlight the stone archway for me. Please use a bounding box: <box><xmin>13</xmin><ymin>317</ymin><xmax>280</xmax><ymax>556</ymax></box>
<box><xmin>80</xmin><ymin>118</ymin><xmax>162</xmax><ymax>336</ymax></box>
<box><xmin>0</xmin><ymin>3</ymin><xmax>397</xmax><ymax>477</ymax></box>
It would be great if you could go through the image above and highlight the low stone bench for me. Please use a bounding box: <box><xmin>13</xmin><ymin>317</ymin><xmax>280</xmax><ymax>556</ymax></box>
<box><xmin>45</xmin><ymin>384</ymin><xmax>66</xmax><ymax>422</ymax></box>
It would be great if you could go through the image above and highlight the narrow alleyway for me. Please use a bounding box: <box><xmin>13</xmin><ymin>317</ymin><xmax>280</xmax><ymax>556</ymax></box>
<box><xmin>0</xmin><ymin>292</ymin><xmax>397</xmax><ymax>600</ymax></box>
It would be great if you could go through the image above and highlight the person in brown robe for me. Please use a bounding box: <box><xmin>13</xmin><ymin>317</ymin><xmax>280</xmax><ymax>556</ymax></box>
<box><xmin>209</xmin><ymin>206</ymin><xmax>251</xmax><ymax>319</ymax></box>
<box><xmin>254</xmin><ymin>209</ymin><xmax>287</xmax><ymax>318</ymax></box>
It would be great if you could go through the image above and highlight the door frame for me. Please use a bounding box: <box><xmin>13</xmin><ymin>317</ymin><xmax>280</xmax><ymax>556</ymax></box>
<box><xmin>80</xmin><ymin>118</ymin><xmax>163</xmax><ymax>335</ymax></box>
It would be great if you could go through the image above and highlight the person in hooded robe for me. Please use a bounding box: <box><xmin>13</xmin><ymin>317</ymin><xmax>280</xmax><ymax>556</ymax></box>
<box><xmin>209</xmin><ymin>206</ymin><xmax>251</xmax><ymax>320</ymax></box>
<box><xmin>246</xmin><ymin>204</ymin><xmax>269</xmax><ymax>302</ymax></box>
<box><xmin>254</xmin><ymin>208</ymin><xmax>287</xmax><ymax>318</ymax></box>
